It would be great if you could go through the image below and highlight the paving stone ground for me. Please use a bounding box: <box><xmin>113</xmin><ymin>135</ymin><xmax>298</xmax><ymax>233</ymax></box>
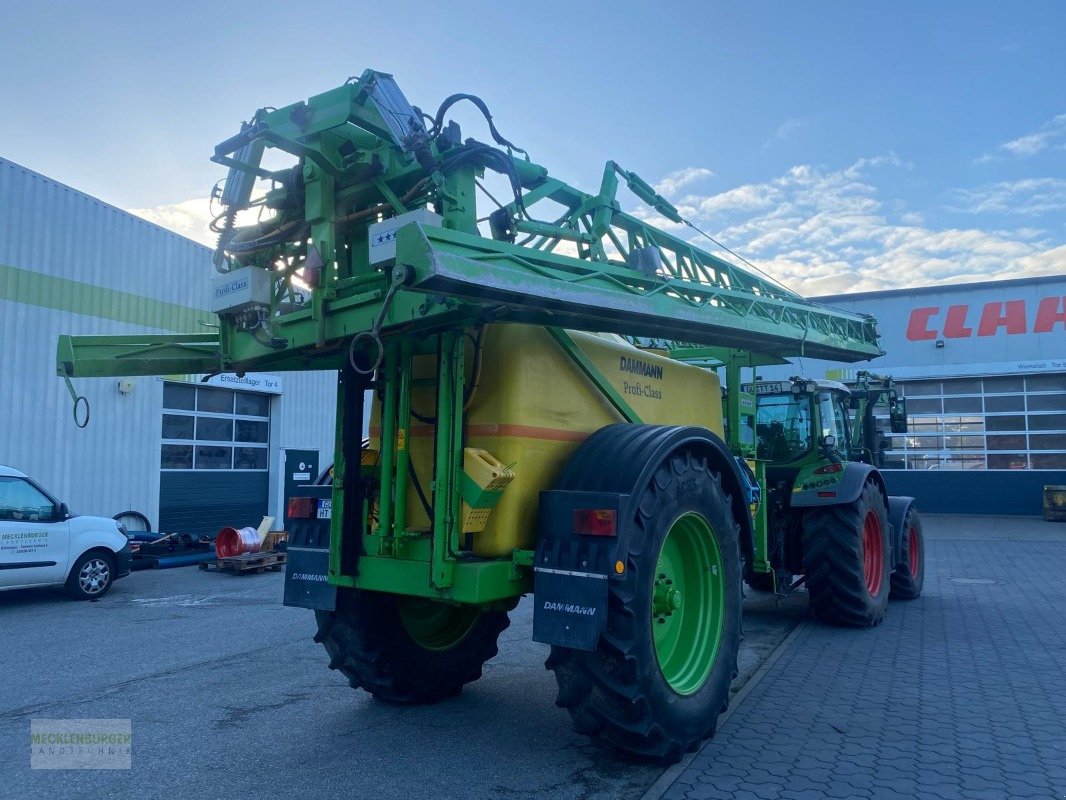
<box><xmin>660</xmin><ymin>515</ymin><xmax>1066</xmax><ymax>800</ymax></box>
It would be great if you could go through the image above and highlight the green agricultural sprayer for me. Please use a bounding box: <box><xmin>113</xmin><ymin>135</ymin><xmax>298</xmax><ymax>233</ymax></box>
<box><xmin>57</xmin><ymin>69</ymin><xmax>922</xmax><ymax>762</ymax></box>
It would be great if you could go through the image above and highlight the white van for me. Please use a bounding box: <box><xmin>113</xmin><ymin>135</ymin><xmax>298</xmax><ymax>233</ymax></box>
<box><xmin>0</xmin><ymin>465</ymin><xmax>132</xmax><ymax>599</ymax></box>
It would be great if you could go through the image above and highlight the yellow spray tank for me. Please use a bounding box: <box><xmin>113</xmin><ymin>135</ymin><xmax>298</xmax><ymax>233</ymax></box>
<box><xmin>370</xmin><ymin>324</ymin><xmax>723</xmax><ymax>557</ymax></box>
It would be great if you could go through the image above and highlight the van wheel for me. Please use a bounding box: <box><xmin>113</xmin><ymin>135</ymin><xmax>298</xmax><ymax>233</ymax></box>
<box><xmin>66</xmin><ymin>551</ymin><xmax>115</xmax><ymax>600</ymax></box>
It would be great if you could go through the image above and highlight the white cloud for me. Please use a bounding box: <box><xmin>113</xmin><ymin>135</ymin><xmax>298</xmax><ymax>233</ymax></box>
<box><xmin>949</xmin><ymin>178</ymin><xmax>1066</xmax><ymax>216</ymax></box>
<box><xmin>127</xmin><ymin>198</ymin><xmax>216</xmax><ymax>247</ymax></box>
<box><xmin>1003</xmin><ymin>133</ymin><xmax>1049</xmax><ymax>156</ymax></box>
<box><xmin>633</xmin><ymin>157</ymin><xmax>1066</xmax><ymax>295</ymax></box>
<box><xmin>654</xmin><ymin>167</ymin><xmax>714</xmax><ymax>197</ymax></box>
<box><xmin>977</xmin><ymin>113</ymin><xmax>1066</xmax><ymax>161</ymax></box>
<box><xmin>127</xmin><ymin>199</ymin><xmax>274</xmax><ymax>249</ymax></box>
<box><xmin>763</xmin><ymin>117</ymin><xmax>808</xmax><ymax>148</ymax></box>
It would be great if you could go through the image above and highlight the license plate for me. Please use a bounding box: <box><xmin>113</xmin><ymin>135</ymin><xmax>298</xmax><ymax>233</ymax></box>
<box><xmin>317</xmin><ymin>499</ymin><xmax>332</xmax><ymax>519</ymax></box>
<box><xmin>741</xmin><ymin>381</ymin><xmax>784</xmax><ymax>395</ymax></box>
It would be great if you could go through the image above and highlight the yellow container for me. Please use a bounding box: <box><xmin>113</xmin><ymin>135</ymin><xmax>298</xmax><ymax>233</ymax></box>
<box><xmin>460</xmin><ymin>448</ymin><xmax>516</xmax><ymax>533</ymax></box>
<box><xmin>371</xmin><ymin>324</ymin><xmax>723</xmax><ymax>557</ymax></box>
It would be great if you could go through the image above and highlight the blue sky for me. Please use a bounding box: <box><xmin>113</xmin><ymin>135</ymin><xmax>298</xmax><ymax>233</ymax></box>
<box><xmin>1</xmin><ymin>0</ymin><xmax>1063</xmax><ymax>294</ymax></box>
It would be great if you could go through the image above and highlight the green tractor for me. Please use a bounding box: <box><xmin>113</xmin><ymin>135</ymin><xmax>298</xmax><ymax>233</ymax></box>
<box><xmin>745</xmin><ymin>371</ymin><xmax>924</xmax><ymax>625</ymax></box>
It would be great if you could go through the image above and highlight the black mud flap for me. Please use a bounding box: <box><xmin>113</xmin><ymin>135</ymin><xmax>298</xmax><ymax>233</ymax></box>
<box><xmin>283</xmin><ymin>486</ymin><xmax>337</xmax><ymax>611</ymax></box>
<box><xmin>532</xmin><ymin>569</ymin><xmax>608</xmax><ymax>650</ymax></box>
<box><xmin>532</xmin><ymin>489</ymin><xmax>629</xmax><ymax>650</ymax></box>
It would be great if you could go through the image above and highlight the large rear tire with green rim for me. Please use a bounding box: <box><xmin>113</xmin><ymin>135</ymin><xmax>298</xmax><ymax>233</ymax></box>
<box><xmin>314</xmin><ymin>588</ymin><xmax>510</xmax><ymax>704</ymax></box>
<box><xmin>546</xmin><ymin>448</ymin><xmax>743</xmax><ymax>763</ymax></box>
<box><xmin>802</xmin><ymin>481</ymin><xmax>891</xmax><ymax>626</ymax></box>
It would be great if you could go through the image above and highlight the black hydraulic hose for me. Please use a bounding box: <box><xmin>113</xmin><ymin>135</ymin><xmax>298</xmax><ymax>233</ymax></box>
<box><xmin>430</xmin><ymin>94</ymin><xmax>528</xmax><ymax>157</ymax></box>
<box><xmin>438</xmin><ymin>144</ymin><xmax>525</xmax><ymax>210</ymax></box>
<box><xmin>407</xmin><ymin>458</ymin><xmax>434</xmax><ymax>522</ymax></box>
<box><xmin>227</xmin><ymin>221</ymin><xmax>310</xmax><ymax>254</ymax></box>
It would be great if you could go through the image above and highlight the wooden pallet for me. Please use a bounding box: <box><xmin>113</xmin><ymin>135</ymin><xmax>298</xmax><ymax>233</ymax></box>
<box><xmin>199</xmin><ymin>551</ymin><xmax>287</xmax><ymax>575</ymax></box>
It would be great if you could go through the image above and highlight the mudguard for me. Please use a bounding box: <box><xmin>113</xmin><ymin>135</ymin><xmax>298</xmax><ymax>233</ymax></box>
<box><xmin>790</xmin><ymin>461</ymin><xmax>881</xmax><ymax>508</ymax></box>
<box><xmin>532</xmin><ymin>424</ymin><xmax>751</xmax><ymax>651</ymax></box>
<box><xmin>887</xmin><ymin>495</ymin><xmax>916</xmax><ymax>570</ymax></box>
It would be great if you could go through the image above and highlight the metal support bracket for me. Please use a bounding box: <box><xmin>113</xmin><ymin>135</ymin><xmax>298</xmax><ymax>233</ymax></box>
<box><xmin>546</xmin><ymin>327</ymin><xmax>642</xmax><ymax>424</ymax></box>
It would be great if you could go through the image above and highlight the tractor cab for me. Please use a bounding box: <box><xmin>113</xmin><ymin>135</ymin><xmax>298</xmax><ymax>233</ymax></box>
<box><xmin>749</xmin><ymin>378</ymin><xmax>852</xmax><ymax>470</ymax></box>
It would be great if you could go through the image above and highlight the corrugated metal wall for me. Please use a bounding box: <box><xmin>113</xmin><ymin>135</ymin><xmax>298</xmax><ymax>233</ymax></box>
<box><xmin>0</xmin><ymin>157</ymin><xmax>336</xmax><ymax>525</ymax></box>
<box><xmin>0</xmin><ymin>300</ymin><xmax>166</xmax><ymax>521</ymax></box>
<box><xmin>1</xmin><ymin>158</ymin><xmax>212</xmax><ymax>327</ymax></box>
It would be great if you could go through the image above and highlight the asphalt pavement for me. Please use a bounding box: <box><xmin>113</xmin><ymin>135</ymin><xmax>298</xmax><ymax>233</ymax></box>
<box><xmin>0</xmin><ymin>556</ymin><xmax>805</xmax><ymax>800</ymax></box>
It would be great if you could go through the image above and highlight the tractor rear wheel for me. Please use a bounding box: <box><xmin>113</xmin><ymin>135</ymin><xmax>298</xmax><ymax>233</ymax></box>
<box><xmin>546</xmin><ymin>450</ymin><xmax>743</xmax><ymax>763</ymax></box>
<box><xmin>890</xmin><ymin>506</ymin><xmax>925</xmax><ymax>600</ymax></box>
<box><xmin>314</xmin><ymin>589</ymin><xmax>510</xmax><ymax>704</ymax></box>
<box><xmin>802</xmin><ymin>481</ymin><xmax>891</xmax><ymax>627</ymax></box>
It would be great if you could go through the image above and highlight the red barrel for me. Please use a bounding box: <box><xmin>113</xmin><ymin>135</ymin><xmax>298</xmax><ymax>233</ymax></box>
<box><xmin>215</xmin><ymin>526</ymin><xmax>262</xmax><ymax>558</ymax></box>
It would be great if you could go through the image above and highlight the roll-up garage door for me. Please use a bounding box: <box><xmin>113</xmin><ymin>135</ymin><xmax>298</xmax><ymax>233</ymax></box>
<box><xmin>158</xmin><ymin>383</ymin><xmax>270</xmax><ymax>536</ymax></box>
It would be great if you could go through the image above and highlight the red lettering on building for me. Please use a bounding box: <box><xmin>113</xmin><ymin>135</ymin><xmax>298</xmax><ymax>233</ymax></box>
<box><xmin>905</xmin><ymin>295</ymin><xmax>1065</xmax><ymax>338</ymax></box>
<box><xmin>905</xmin><ymin>307</ymin><xmax>939</xmax><ymax>340</ymax></box>
<box><xmin>977</xmin><ymin>300</ymin><xmax>1026</xmax><ymax>337</ymax></box>
<box><xmin>1034</xmin><ymin>296</ymin><xmax>1066</xmax><ymax>333</ymax></box>
<box><xmin>943</xmin><ymin>305</ymin><xmax>973</xmax><ymax>338</ymax></box>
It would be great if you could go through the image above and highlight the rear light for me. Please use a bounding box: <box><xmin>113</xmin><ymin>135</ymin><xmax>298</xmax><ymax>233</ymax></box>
<box><xmin>817</xmin><ymin>491</ymin><xmax>837</xmax><ymax>498</ymax></box>
<box><xmin>814</xmin><ymin>463</ymin><xmax>844</xmax><ymax>474</ymax></box>
<box><xmin>573</xmin><ymin>509</ymin><xmax>617</xmax><ymax>536</ymax></box>
<box><xmin>287</xmin><ymin>497</ymin><xmax>316</xmax><ymax>519</ymax></box>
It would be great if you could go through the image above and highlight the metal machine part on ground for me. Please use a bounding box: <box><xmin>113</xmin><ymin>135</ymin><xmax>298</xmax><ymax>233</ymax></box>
<box><xmin>55</xmin><ymin>69</ymin><xmax>918</xmax><ymax>763</ymax></box>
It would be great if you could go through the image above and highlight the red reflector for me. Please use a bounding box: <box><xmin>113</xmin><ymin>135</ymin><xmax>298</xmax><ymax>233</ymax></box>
<box><xmin>573</xmin><ymin>508</ymin><xmax>617</xmax><ymax>536</ymax></box>
<box><xmin>814</xmin><ymin>463</ymin><xmax>844</xmax><ymax>475</ymax></box>
<box><xmin>287</xmin><ymin>497</ymin><xmax>316</xmax><ymax>519</ymax></box>
<box><xmin>817</xmin><ymin>491</ymin><xmax>837</xmax><ymax>498</ymax></box>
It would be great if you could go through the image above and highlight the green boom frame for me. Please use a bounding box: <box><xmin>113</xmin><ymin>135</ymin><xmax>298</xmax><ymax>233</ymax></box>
<box><xmin>57</xmin><ymin>69</ymin><xmax>883</xmax><ymax>605</ymax></box>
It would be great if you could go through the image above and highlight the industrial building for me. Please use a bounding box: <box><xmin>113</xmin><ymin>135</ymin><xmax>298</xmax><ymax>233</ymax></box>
<box><xmin>0</xmin><ymin>157</ymin><xmax>336</xmax><ymax>535</ymax></box>
<box><xmin>785</xmin><ymin>275</ymin><xmax>1066</xmax><ymax>514</ymax></box>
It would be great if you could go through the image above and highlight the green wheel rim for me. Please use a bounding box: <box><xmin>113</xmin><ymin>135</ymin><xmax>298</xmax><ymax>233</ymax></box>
<box><xmin>652</xmin><ymin>512</ymin><xmax>725</xmax><ymax>695</ymax></box>
<box><xmin>397</xmin><ymin>597</ymin><xmax>482</xmax><ymax>651</ymax></box>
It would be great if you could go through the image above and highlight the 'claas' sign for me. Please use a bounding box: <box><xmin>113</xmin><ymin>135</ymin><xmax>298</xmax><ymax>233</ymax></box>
<box><xmin>906</xmin><ymin>297</ymin><xmax>1066</xmax><ymax>340</ymax></box>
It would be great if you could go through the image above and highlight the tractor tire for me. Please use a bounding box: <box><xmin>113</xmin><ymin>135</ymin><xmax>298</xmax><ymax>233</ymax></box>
<box><xmin>547</xmin><ymin>449</ymin><xmax>743</xmax><ymax>764</ymax></box>
<box><xmin>314</xmin><ymin>589</ymin><xmax>510</xmax><ymax>704</ymax></box>
<box><xmin>802</xmin><ymin>481</ymin><xmax>891</xmax><ymax>627</ymax></box>
<box><xmin>890</xmin><ymin>506</ymin><xmax>925</xmax><ymax>600</ymax></box>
